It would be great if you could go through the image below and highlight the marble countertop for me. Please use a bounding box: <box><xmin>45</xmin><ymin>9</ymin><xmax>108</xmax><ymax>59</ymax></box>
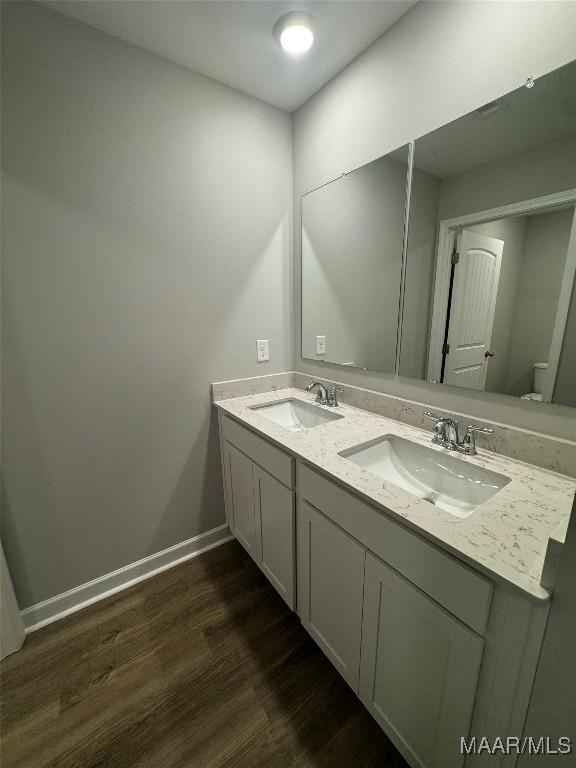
<box><xmin>215</xmin><ymin>387</ymin><xmax>576</xmax><ymax>601</ymax></box>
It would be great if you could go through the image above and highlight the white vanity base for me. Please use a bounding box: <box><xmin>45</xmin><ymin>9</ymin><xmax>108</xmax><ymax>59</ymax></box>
<box><xmin>214</xmin><ymin>398</ymin><xmax>561</xmax><ymax>768</ymax></box>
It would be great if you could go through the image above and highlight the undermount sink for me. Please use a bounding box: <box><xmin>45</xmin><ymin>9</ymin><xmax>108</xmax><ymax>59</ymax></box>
<box><xmin>251</xmin><ymin>398</ymin><xmax>344</xmax><ymax>432</ymax></box>
<box><xmin>340</xmin><ymin>434</ymin><xmax>510</xmax><ymax>518</ymax></box>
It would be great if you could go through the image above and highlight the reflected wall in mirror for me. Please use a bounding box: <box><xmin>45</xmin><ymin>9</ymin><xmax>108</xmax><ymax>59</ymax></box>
<box><xmin>301</xmin><ymin>145</ymin><xmax>409</xmax><ymax>372</ymax></box>
<box><xmin>400</xmin><ymin>59</ymin><xmax>576</xmax><ymax>407</ymax></box>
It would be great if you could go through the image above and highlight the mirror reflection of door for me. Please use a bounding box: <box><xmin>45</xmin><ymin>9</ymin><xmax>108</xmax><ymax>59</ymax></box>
<box><xmin>443</xmin><ymin>230</ymin><xmax>503</xmax><ymax>390</ymax></box>
<box><xmin>427</xmin><ymin>201</ymin><xmax>576</xmax><ymax>401</ymax></box>
<box><xmin>401</xmin><ymin>58</ymin><xmax>576</xmax><ymax>409</ymax></box>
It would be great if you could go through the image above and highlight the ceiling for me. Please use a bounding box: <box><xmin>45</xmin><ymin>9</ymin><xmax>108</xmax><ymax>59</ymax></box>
<box><xmin>414</xmin><ymin>58</ymin><xmax>576</xmax><ymax>179</ymax></box>
<box><xmin>41</xmin><ymin>0</ymin><xmax>418</xmax><ymax>112</ymax></box>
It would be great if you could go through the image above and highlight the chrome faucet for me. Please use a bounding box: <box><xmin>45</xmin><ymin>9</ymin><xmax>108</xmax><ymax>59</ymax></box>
<box><xmin>306</xmin><ymin>382</ymin><xmax>328</xmax><ymax>403</ymax></box>
<box><xmin>306</xmin><ymin>382</ymin><xmax>344</xmax><ymax>407</ymax></box>
<box><xmin>424</xmin><ymin>411</ymin><xmax>493</xmax><ymax>455</ymax></box>
<box><xmin>424</xmin><ymin>411</ymin><xmax>460</xmax><ymax>450</ymax></box>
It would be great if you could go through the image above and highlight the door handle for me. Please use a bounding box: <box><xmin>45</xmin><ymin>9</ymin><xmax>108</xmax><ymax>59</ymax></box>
<box><xmin>484</xmin><ymin>351</ymin><xmax>495</xmax><ymax>358</ymax></box>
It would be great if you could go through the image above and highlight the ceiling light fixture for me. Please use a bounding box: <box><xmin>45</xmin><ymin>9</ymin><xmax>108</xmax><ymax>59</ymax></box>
<box><xmin>274</xmin><ymin>12</ymin><xmax>314</xmax><ymax>55</ymax></box>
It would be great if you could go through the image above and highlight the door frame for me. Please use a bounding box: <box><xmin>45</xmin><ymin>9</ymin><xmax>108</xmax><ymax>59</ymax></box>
<box><xmin>426</xmin><ymin>188</ymin><xmax>576</xmax><ymax>401</ymax></box>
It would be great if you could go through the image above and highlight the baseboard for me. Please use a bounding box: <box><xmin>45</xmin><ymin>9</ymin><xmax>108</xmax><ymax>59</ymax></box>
<box><xmin>21</xmin><ymin>524</ymin><xmax>233</xmax><ymax>633</ymax></box>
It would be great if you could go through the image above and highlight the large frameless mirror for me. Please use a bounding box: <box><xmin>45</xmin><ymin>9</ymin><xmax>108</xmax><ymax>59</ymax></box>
<box><xmin>301</xmin><ymin>145</ymin><xmax>410</xmax><ymax>373</ymax></box>
<box><xmin>399</xmin><ymin>60</ymin><xmax>576</xmax><ymax>407</ymax></box>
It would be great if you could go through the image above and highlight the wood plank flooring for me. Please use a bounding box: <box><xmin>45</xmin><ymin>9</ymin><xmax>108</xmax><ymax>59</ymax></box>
<box><xmin>0</xmin><ymin>540</ymin><xmax>408</xmax><ymax>768</ymax></box>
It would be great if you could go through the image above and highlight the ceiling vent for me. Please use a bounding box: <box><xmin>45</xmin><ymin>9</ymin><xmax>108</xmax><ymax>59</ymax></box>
<box><xmin>475</xmin><ymin>99</ymin><xmax>510</xmax><ymax>119</ymax></box>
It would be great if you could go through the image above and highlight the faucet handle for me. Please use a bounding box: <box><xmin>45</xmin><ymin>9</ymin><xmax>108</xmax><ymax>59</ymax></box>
<box><xmin>424</xmin><ymin>410</ymin><xmax>448</xmax><ymax>444</ymax></box>
<box><xmin>466</xmin><ymin>425</ymin><xmax>494</xmax><ymax>436</ymax></box>
<box><xmin>424</xmin><ymin>410</ymin><xmax>455</xmax><ymax>428</ymax></box>
<box><xmin>424</xmin><ymin>410</ymin><xmax>447</xmax><ymax>421</ymax></box>
<box><xmin>461</xmin><ymin>424</ymin><xmax>494</xmax><ymax>456</ymax></box>
<box><xmin>328</xmin><ymin>385</ymin><xmax>344</xmax><ymax>407</ymax></box>
<box><xmin>424</xmin><ymin>410</ymin><xmax>459</xmax><ymax>427</ymax></box>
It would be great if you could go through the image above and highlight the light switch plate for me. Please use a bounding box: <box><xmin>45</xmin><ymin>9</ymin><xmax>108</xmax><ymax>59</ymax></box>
<box><xmin>316</xmin><ymin>335</ymin><xmax>326</xmax><ymax>355</ymax></box>
<box><xmin>256</xmin><ymin>339</ymin><xmax>269</xmax><ymax>362</ymax></box>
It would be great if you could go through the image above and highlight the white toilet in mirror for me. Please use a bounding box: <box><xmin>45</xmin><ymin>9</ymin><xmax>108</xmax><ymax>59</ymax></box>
<box><xmin>521</xmin><ymin>362</ymin><xmax>548</xmax><ymax>402</ymax></box>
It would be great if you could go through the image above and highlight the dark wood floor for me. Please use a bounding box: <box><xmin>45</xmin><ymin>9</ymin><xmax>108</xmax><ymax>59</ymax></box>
<box><xmin>0</xmin><ymin>540</ymin><xmax>408</xmax><ymax>768</ymax></box>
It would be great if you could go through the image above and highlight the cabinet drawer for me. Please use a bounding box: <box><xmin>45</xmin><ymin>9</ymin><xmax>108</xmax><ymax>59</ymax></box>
<box><xmin>221</xmin><ymin>415</ymin><xmax>294</xmax><ymax>488</ymax></box>
<box><xmin>299</xmin><ymin>464</ymin><xmax>492</xmax><ymax>635</ymax></box>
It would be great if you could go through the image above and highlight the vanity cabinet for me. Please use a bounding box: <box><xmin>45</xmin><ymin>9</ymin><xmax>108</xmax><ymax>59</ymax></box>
<box><xmin>298</xmin><ymin>501</ymin><xmax>366</xmax><ymax>691</ymax></box>
<box><xmin>297</xmin><ymin>465</ymin><xmax>485</xmax><ymax>768</ymax></box>
<box><xmin>217</xmin><ymin>409</ymin><xmax>550</xmax><ymax>768</ymax></box>
<box><xmin>360</xmin><ymin>552</ymin><xmax>484</xmax><ymax>768</ymax></box>
<box><xmin>220</xmin><ymin>415</ymin><xmax>295</xmax><ymax>608</ymax></box>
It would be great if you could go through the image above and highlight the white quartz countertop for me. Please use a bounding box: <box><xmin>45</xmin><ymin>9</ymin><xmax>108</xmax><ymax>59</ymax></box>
<box><xmin>215</xmin><ymin>387</ymin><xmax>576</xmax><ymax>601</ymax></box>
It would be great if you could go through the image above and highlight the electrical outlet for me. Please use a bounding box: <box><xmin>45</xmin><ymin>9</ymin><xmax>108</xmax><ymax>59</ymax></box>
<box><xmin>316</xmin><ymin>335</ymin><xmax>326</xmax><ymax>355</ymax></box>
<box><xmin>256</xmin><ymin>339</ymin><xmax>269</xmax><ymax>362</ymax></box>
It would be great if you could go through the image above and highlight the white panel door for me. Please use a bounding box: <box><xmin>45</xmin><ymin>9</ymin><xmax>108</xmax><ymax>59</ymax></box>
<box><xmin>360</xmin><ymin>553</ymin><xmax>484</xmax><ymax>768</ymax></box>
<box><xmin>298</xmin><ymin>501</ymin><xmax>366</xmax><ymax>692</ymax></box>
<box><xmin>444</xmin><ymin>230</ymin><xmax>503</xmax><ymax>390</ymax></box>
<box><xmin>254</xmin><ymin>466</ymin><xmax>295</xmax><ymax>609</ymax></box>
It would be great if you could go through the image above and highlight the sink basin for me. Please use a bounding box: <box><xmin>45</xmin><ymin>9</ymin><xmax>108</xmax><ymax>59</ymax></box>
<box><xmin>340</xmin><ymin>434</ymin><xmax>510</xmax><ymax>517</ymax></box>
<box><xmin>251</xmin><ymin>398</ymin><xmax>343</xmax><ymax>432</ymax></box>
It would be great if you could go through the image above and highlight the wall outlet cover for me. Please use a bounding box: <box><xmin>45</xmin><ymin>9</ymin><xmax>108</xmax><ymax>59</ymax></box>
<box><xmin>316</xmin><ymin>335</ymin><xmax>326</xmax><ymax>355</ymax></box>
<box><xmin>256</xmin><ymin>339</ymin><xmax>270</xmax><ymax>362</ymax></box>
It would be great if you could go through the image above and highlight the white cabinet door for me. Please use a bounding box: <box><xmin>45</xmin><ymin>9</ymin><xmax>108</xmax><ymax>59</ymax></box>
<box><xmin>220</xmin><ymin>435</ymin><xmax>234</xmax><ymax>530</ymax></box>
<box><xmin>360</xmin><ymin>552</ymin><xmax>484</xmax><ymax>768</ymax></box>
<box><xmin>225</xmin><ymin>443</ymin><xmax>260</xmax><ymax>561</ymax></box>
<box><xmin>254</xmin><ymin>465</ymin><xmax>295</xmax><ymax>609</ymax></box>
<box><xmin>298</xmin><ymin>501</ymin><xmax>366</xmax><ymax>691</ymax></box>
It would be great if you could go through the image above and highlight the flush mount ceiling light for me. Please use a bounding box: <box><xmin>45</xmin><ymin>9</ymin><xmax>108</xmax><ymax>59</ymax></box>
<box><xmin>274</xmin><ymin>12</ymin><xmax>314</xmax><ymax>55</ymax></box>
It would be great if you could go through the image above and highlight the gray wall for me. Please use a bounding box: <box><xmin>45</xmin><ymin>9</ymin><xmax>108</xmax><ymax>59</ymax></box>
<box><xmin>1</xmin><ymin>2</ymin><xmax>292</xmax><ymax>607</ymax></box>
<box><xmin>399</xmin><ymin>167</ymin><xmax>440</xmax><ymax>380</ymax></box>
<box><xmin>555</xmin><ymin>275</ymin><xmax>576</xmax><ymax>408</ymax></box>
<box><xmin>302</xmin><ymin>153</ymin><xmax>408</xmax><ymax>371</ymax></box>
<box><xmin>293</xmin><ymin>0</ymin><xmax>576</xmax><ymax>439</ymax></box>
<box><xmin>504</xmin><ymin>208</ymin><xmax>574</xmax><ymax>396</ymax></box>
<box><xmin>469</xmin><ymin>209</ymin><xmax>574</xmax><ymax>398</ymax></box>
<box><xmin>437</xmin><ymin>132</ymin><xmax>576</xmax><ymax>222</ymax></box>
